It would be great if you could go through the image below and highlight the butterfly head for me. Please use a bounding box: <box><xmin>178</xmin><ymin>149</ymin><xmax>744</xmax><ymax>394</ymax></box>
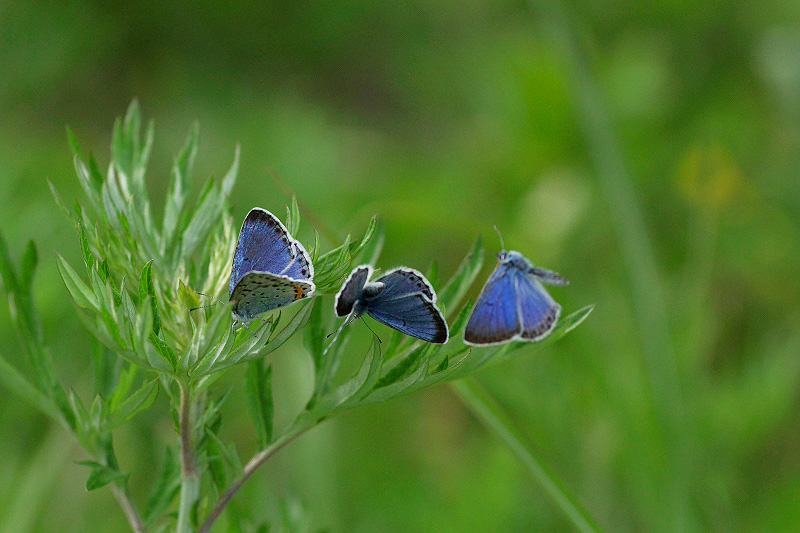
<box><xmin>499</xmin><ymin>250</ymin><xmax>535</xmax><ymax>271</ymax></box>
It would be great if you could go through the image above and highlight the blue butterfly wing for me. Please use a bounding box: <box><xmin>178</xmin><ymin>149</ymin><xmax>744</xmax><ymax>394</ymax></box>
<box><xmin>464</xmin><ymin>263</ymin><xmax>521</xmax><ymax>345</ymax></box>
<box><xmin>517</xmin><ymin>276</ymin><xmax>560</xmax><ymax>340</ymax></box>
<box><xmin>373</xmin><ymin>268</ymin><xmax>435</xmax><ymax>301</ymax></box>
<box><xmin>231</xmin><ymin>208</ymin><xmax>305</xmax><ymax>296</ymax></box>
<box><xmin>366</xmin><ymin>293</ymin><xmax>449</xmax><ymax>343</ymax></box>
<box><xmin>280</xmin><ymin>239</ymin><xmax>314</xmax><ymax>282</ymax></box>
<box><xmin>335</xmin><ymin>265</ymin><xmax>371</xmax><ymax>317</ymax></box>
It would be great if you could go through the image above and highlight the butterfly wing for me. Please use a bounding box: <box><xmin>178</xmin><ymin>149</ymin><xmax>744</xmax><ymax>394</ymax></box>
<box><xmin>463</xmin><ymin>263</ymin><xmax>521</xmax><ymax>345</ymax></box>
<box><xmin>373</xmin><ymin>267</ymin><xmax>435</xmax><ymax>301</ymax></box>
<box><xmin>335</xmin><ymin>265</ymin><xmax>372</xmax><ymax>317</ymax></box>
<box><xmin>366</xmin><ymin>293</ymin><xmax>449</xmax><ymax>343</ymax></box>
<box><xmin>517</xmin><ymin>275</ymin><xmax>560</xmax><ymax>340</ymax></box>
<box><xmin>231</xmin><ymin>272</ymin><xmax>314</xmax><ymax>322</ymax></box>
<box><xmin>230</xmin><ymin>208</ymin><xmax>313</xmax><ymax>297</ymax></box>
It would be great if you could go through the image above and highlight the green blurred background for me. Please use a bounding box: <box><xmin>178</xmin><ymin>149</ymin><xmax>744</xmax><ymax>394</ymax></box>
<box><xmin>2</xmin><ymin>1</ymin><xmax>800</xmax><ymax>531</ymax></box>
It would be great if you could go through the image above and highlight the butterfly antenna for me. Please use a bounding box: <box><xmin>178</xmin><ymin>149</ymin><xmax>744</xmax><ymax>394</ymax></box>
<box><xmin>323</xmin><ymin>313</ymin><xmax>357</xmax><ymax>354</ymax></box>
<box><xmin>196</xmin><ymin>291</ymin><xmax>226</xmax><ymax>306</ymax></box>
<box><xmin>360</xmin><ymin>317</ymin><xmax>382</xmax><ymax>344</ymax></box>
<box><xmin>493</xmin><ymin>225</ymin><xmax>506</xmax><ymax>251</ymax></box>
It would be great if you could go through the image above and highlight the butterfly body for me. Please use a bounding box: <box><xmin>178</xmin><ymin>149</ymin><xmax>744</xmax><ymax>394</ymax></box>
<box><xmin>464</xmin><ymin>250</ymin><xmax>567</xmax><ymax>346</ymax></box>
<box><xmin>229</xmin><ymin>208</ymin><xmax>315</xmax><ymax>323</ymax></box>
<box><xmin>335</xmin><ymin>265</ymin><xmax>449</xmax><ymax>344</ymax></box>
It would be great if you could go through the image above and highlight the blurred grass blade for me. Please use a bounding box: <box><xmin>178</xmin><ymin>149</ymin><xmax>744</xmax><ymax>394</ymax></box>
<box><xmin>437</xmin><ymin>236</ymin><xmax>484</xmax><ymax>315</ymax></box>
<box><xmin>0</xmin><ymin>351</ymin><xmax>61</xmax><ymax>421</ymax></box>
<box><xmin>245</xmin><ymin>361</ymin><xmax>274</xmax><ymax>448</ymax></box>
<box><xmin>0</xmin><ymin>227</ymin><xmax>20</xmax><ymax>293</ymax></box>
<box><xmin>536</xmin><ymin>1</ymin><xmax>691</xmax><ymax>527</ymax></box>
<box><xmin>452</xmin><ymin>377</ymin><xmax>602</xmax><ymax>533</ymax></box>
<box><xmin>0</xmin><ymin>426</ymin><xmax>74</xmax><ymax>533</ymax></box>
<box><xmin>144</xmin><ymin>447</ymin><xmax>180</xmax><ymax>524</ymax></box>
<box><xmin>19</xmin><ymin>241</ymin><xmax>37</xmax><ymax>292</ymax></box>
<box><xmin>220</xmin><ymin>144</ymin><xmax>240</xmax><ymax>199</ymax></box>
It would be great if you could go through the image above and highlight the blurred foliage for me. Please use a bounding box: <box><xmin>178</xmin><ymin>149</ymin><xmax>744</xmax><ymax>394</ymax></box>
<box><xmin>1</xmin><ymin>0</ymin><xmax>799</xmax><ymax>531</ymax></box>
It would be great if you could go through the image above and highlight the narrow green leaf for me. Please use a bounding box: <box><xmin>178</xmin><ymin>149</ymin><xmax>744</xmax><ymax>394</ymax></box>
<box><xmin>349</xmin><ymin>214</ymin><xmax>378</xmax><ymax>261</ymax></box>
<box><xmin>78</xmin><ymin>223</ymin><xmax>94</xmax><ymax>272</ymax></box>
<box><xmin>48</xmin><ymin>181</ymin><xmax>80</xmax><ymax>231</ymax></box>
<box><xmin>311</xmin><ymin>230</ymin><xmax>320</xmax><ymax>263</ymax></box>
<box><xmin>304</xmin><ymin>298</ymin><xmax>325</xmax><ymax>374</ymax></box>
<box><xmin>220</xmin><ymin>144</ymin><xmax>240</xmax><ymax>199</ymax></box>
<box><xmin>451</xmin><ymin>378</ymin><xmax>602</xmax><ymax>533</ymax></box>
<box><xmin>104</xmin><ymin>379</ymin><xmax>159</xmax><ymax>431</ymax></box>
<box><xmin>109</xmin><ymin>365</ymin><xmax>138</xmax><ymax>412</ymax></box>
<box><xmin>73</xmin><ymin>155</ymin><xmax>102</xmax><ymax>208</ymax></box>
<box><xmin>86</xmin><ymin>154</ymin><xmax>105</xmax><ymax>192</ymax></box>
<box><xmin>205</xmin><ymin>428</ymin><xmax>243</xmax><ymax>475</ymax></box>
<box><xmin>366</xmin><ymin>359</ymin><xmax>429</xmax><ymax>404</ymax></box>
<box><xmin>245</xmin><ymin>361</ymin><xmax>274</xmax><ymax>448</ymax></box>
<box><xmin>447</xmin><ymin>298</ymin><xmax>474</xmax><ymax>338</ymax></box>
<box><xmin>287</xmin><ymin>195</ymin><xmax>301</xmax><ymax>236</ymax></box>
<box><xmin>356</xmin><ymin>218</ymin><xmax>384</xmax><ymax>266</ymax></box>
<box><xmin>375</xmin><ymin>343</ymin><xmax>429</xmax><ymax>389</ymax></box>
<box><xmin>206</xmin><ymin>426</ymin><xmax>228</xmax><ymax>492</ymax></box>
<box><xmin>77</xmin><ymin>461</ymin><xmax>129</xmax><ymax>491</ymax></box>
<box><xmin>259</xmin><ymin>301</ymin><xmax>314</xmax><ymax>358</ymax></box>
<box><xmin>538</xmin><ymin>305</ymin><xmax>595</xmax><ymax>345</ymax></box>
<box><xmin>99</xmin><ymin>258</ymin><xmax>111</xmax><ymax>282</ymax></box>
<box><xmin>66</xmin><ymin>126</ymin><xmax>83</xmax><ymax>157</ymax></box>
<box><xmin>178</xmin><ymin>279</ymin><xmax>203</xmax><ymax>311</ymax></box>
<box><xmin>0</xmin><ymin>227</ymin><xmax>19</xmax><ymax>293</ymax></box>
<box><xmin>56</xmin><ymin>254</ymin><xmax>99</xmax><ymax>310</ymax></box>
<box><xmin>93</xmin><ymin>338</ymin><xmax>116</xmax><ymax>399</ymax></box>
<box><xmin>315</xmin><ymin>337</ymin><xmax>381</xmax><ymax>414</ymax></box>
<box><xmin>434</xmin><ymin>355</ymin><xmax>449</xmax><ymax>373</ymax></box>
<box><xmin>19</xmin><ymin>241</ymin><xmax>37</xmax><ymax>292</ymax></box>
<box><xmin>148</xmin><ymin>332</ymin><xmax>177</xmax><ymax>371</ymax></box>
<box><xmin>144</xmin><ymin>447</ymin><xmax>181</xmax><ymax>523</ymax></box>
<box><xmin>180</xmin><ymin>180</ymin><xmax>222</xmax><ymax>260</ymax></box>
<box><xmin>427</xmin><ymin>260</ymin><xmax>439</xmax><ymax>291</ymax></box>
<box><xmin>139</xmin><ymin>260</ymin><xmax>161</xmax><ymax>335</ymax></box>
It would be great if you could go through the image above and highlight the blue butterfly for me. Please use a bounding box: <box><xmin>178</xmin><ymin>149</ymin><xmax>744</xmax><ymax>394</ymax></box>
<box><xmin>334</xmin><ymin>265</ymin><xmax>449</xmax><ymax>343</ymax></box>
<box><xmin>464</xmin><ymin>251</ymin><xmax>568</xmax><ymax>345</ymax></box>
<box><xmin>229</xmin><ymin>208</ymin><xmax>315</xmax><ymax>323</ymax></box>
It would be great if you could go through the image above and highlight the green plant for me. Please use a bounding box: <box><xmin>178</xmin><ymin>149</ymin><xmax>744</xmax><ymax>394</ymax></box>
<box><xmin>0</xmin><ymin>102</ymin><xmax>593</xmax><ymax>532</ymax></box>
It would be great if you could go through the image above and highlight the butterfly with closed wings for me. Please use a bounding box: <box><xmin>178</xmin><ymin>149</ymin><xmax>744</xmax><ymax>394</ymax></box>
<box><xmin>229</xmin><ymin>207</ymin><xmax>315</xmax><ymax>323</ymax></box>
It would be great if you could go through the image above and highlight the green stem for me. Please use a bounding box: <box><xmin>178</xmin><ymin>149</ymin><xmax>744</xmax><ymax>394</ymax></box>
<box><xmin>198</xmin><ymin>419</ymin><xmax>313</xmax><ymax>533</ymax></box>
<box><xmin>111</xmin><ymin>483</ymin><xmax>145</xmax><ymax>533</ymax></box>
<box><xmin>451</xmin><ymin>378</ymin><xmax>602</xmax><ymax>533</ymax></box>
<box><xmin>177</xmin><ymin>382</ymin><xmax>199</xmax><ymax>533</ymax></box>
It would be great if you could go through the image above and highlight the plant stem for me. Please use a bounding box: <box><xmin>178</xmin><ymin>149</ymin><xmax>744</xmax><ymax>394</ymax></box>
<box><xmin>177</xmin><ymin>382</ymin><xmax>199</xmax><ymax>533</ymax></box>
<box><xmin>451</xmin><ymin>378</ymin><xmax>602</xmax><ymax>533</ymax></box>
<box><xmin>111</xmin><ymin>484</ymin><xmax>146</xmax><ymax>533</ymax></box>
<box><xmin>198</xmin><ymin>420</ymin><xmax>312</xmax><ymax>533</ymax></box>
